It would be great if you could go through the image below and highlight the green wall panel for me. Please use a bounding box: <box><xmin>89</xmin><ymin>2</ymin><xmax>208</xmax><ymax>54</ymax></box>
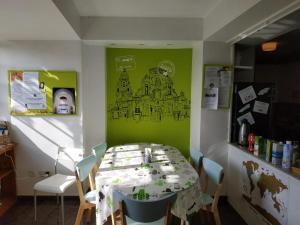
<box><xmin>106</xmin><ymin>48</ymin><xmax>192</xmax><ymax>157</ymax></box>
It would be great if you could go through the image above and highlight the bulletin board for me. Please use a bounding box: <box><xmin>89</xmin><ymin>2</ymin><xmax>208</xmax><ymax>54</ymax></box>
<box><xmin>8</xmin><ymin>70</ymin><xmax>78</xmax><ymax>116</ymax></box>
<box><xmin>202</xmin><ymin>64</ymin><xmax>233</xmax><ymax>110</ymax></box>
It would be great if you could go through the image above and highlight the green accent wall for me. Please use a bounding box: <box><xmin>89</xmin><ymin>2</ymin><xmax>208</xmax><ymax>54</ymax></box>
<box><xmin>106</xmin><ymin>48</ymin><xmax>192</xmax><ymax>157</ymax></box>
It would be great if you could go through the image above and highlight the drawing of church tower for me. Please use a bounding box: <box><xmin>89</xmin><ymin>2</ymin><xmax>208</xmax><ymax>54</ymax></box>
<box><xmin>115</xmin><ymin>69</ymin><xmax>133</xmax><ymax>118</ymax></box>
<box><xmin>116</xmin><ymin>69</ymin><xmax>132</xmax><ymax>100</ymax></box>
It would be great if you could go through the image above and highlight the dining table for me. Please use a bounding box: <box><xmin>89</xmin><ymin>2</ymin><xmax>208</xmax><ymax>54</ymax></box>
<box><xmin>95</xmin><ymin>143</ymin><xmax>203</xmax><ymax>225</ymax></box>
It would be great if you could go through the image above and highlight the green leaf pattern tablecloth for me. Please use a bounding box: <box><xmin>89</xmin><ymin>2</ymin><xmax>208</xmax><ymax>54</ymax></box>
<box><xmin>95</xmin><ymin>144</ymin><xmax>202</xmax><ymax>224</ymax></box>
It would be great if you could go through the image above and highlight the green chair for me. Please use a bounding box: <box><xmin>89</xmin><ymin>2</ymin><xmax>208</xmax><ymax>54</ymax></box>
<box><xmin>190</xmin><ymin>149</ymin><xmax>204</xmax><ymax>175</ymax></box>
<box><xmin>74</xmin><ymin>155</ymin><xmax>97</xmax><ymax>225</ymax></box>
<box><xmin>91</xmin><ymin>143</ymin><xmax>107</xmax><ymax>189</ymax></box>
<box><xmin>114</xmin><ymin>191</ymin><xmax>177</xmax><ymax>225</ymax></box>
<box><xmin>92</xmin><ymin>143</ymin><xmax>107</xmax><ymax>164</ymax></box>
<box><xmin>200</xmin><ymin>158</ymin><xmax>224</xmax><ymax>225</ymax></box>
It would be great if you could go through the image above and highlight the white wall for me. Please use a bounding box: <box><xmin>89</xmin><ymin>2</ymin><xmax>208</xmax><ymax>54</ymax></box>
<box><xmin>0</xmin><ymin>41</ymin><xmax>83</xmax><ymax>195</ymax></box>
<box><xmin>200</xmin><ymin>41</ymin><xmax>233</xmax><ymax>194</ymax></box>
<box><xmin>190</xmin><ymin>42</ymin><xmax>203</xmax><ymax>152</ymax></box>
<box><xmin>82</xmin><ymin>44</ymin><xmax>106</xmax><ymax>152</ymax></box>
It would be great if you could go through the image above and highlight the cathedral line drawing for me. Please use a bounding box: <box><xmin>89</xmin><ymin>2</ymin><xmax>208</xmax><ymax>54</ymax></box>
<box><xmin>108</xmin><ymin>67</ymin><xmax>190</xmax><ymax>122</ymax></box>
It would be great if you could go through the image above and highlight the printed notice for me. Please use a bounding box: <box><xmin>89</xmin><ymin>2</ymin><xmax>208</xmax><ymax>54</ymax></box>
<box><xmin>253</xmin><ymin>101</ymin><xmax>269</xmax><ymax>115</ymax></box>
<box><xmin>204</xmin><ymin>67</ymin><xmax>220</xmax><ymax>88</ymax></box>
<box><xmin>237</xmin><ymin>112</ymin><xmax>255</xmax><ymax>125</ymax></box>
<box><xmin>203</xmin><ymin>87</ymin><xmax>218</xmax><ymax>110</ymax></box>
<box><xmin>238</xmin><ymin>85</ymin><xmax>257</xmax><ymax>104</ymax></box>
<box><xmin>218</xmin><ymin>87</ymin><xmax>230</xmax><ymax>108</ymax></box>
<box><xmin>10</xmin><ymin>71</ymin><xmax>47</xmax><ymax>112</ymax></box>
<box><xmin>220</xmin><ymin>70</ymin><xmax>232</xmax><ymax>87</ymax></box>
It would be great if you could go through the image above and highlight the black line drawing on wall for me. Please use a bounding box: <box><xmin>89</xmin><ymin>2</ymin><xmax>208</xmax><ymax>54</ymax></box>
<box><xmin>108</xmin><ymin>66</ymin><xmax>190</xmax><ymax>122</ymax></box>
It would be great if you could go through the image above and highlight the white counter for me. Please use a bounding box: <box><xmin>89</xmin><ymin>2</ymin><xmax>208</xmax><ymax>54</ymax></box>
<box><xmin>227</xmin><ymin>143</ymin><xmax>300</xmax><ymax>225</ymax></box>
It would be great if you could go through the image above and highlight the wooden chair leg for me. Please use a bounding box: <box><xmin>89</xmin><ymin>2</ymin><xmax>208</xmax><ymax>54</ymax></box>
<box><xmin>87</xmin><ymin>208</ymin><xmax>93</xmax><ymax>224</ymax></box>
<box><xmin>213</xmin><ymin>209</ymin><xmax>221</xmax><ymax>225</ymax></box>
<box><xmin>111</xmin><ymin>212</ymin><xmax>116</xmax><ymax>225</ymax></box>
<box><xmin>75</xmin><ymin>205</ymin><xmax>85</xmax><ymax>225</ymax></box>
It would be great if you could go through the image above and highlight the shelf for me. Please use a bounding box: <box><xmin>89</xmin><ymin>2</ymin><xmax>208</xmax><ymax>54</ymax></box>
<box><xmin>0</xmin><ymin>169</ymin><xmax>14</xmax><ymax>180</ymax></box>
<box><xmin>0</xmin><ymin>196</ymin><xmax>17</xmax><ymax>217</ymax></box>
<box><xmin>234</xmin><ymin>65</ymin><xmax>253</xmax><ymax>70</ymax></box>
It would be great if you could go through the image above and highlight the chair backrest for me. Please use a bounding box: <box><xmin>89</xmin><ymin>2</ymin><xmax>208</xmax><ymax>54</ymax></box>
<box><xmin>202</xmin><ymin>158</ymin><xmax>224</xmax><ymax>185</ymax></box>
<box><xmin>55</xmin><ymin>146</ymin><xmax>84</xmax><ymax>174</ymax></box>
<box><xmin>115</xmin><ymin>191</ymin><xmax>177</xmax><ymax>224</ymax></box>
<box><xmin>75</xmin><ymin>155</ymin><xmax>97</xmax><ymax>182</ymax></box>
<box><xmin>92</xmin><ymin>143</ymin><xmax>107</xmax><ymax>162</ymax></box>
<box><xmin>190</xmin><ymin>149</ymin><xmax>204</xmax><ymax>171</ymax></box>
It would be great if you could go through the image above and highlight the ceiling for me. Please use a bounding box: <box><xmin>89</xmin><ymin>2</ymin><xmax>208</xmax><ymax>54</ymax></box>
<box><xmin>239</xmin><ymin>8</ymin><xmax>300</xmax><ymax>46</ymax></box>
<box><xmin>0</xmin><ymin>0</ymin><xmax>79</xmax><ymax>40</ymax></box>
<box><xmin>237</xmin><ymin>9</ymin><xmax>300</xmax><ymax>64</ymax></box>
<box><xmin>255</xmin><ymin>27</ymin><xmax>300</xmax><ymax>64</ymax></box>
<box><xmin>72</xmin><ymin>0</ymin><xmax>221</xmax><ymax>18</ymax></box>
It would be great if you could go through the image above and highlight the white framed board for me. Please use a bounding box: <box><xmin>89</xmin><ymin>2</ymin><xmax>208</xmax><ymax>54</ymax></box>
<box><xmin>202</xmin><ymin>64</ymin><xmax>233</xmax><ymax>110</ymax></box>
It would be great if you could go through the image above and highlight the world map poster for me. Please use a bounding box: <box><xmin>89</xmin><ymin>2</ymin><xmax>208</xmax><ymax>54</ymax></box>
<box><xmin>241</xmin><ymin>160</ymin><xmax>289</xmax><ymax>225</ymax></box>
<box><xmin>106</xmin><ymin>48</ymin><xmax>192</xmax><ymax>157</ymax></box>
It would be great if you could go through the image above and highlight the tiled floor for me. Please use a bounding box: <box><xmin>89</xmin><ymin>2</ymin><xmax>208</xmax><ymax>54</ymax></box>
<box><xmin>0</xmin><ymin>197</ymin><xmax>247</xmax><ymax>225</ymax></box>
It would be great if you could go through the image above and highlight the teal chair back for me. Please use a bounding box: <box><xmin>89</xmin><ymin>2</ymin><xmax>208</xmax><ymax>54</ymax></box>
<box><xmin>75</xmin><ymin>155</ymin><xmax>97</xmax><ymax>182</ymax></box>
<box><xmin>114</xmin><ymin>191</ymin><xmax>177</xmax><ymax>224</ymax></box>
<box><xmin>190</xmin><ymin>149</ymin><xmax>204</xmax><ymax>170</ymax></box>
<box><xmin>92</xmin><ymin>143</ymin><xmax>107</xmax><ymax>162</ymax></box>
<box><xmin>202</xmin><ymin>158</ymin><xmax>224</xmax><ymax>185</ymax></box>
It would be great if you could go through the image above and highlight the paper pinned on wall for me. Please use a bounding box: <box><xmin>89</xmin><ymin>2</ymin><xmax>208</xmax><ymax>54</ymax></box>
<box><xmin>253</xmin><ymin>101</ymin><xmax>269</xmax><ymax>114</ymax></box>
<box><xmin>203</xmin><ymin>87</ymin><xmax>218</xmax><ymax>110</ymax></box>
<box><xmin>238</xmin><ymin>85</ymin><xmax>257</xmax><ymax>104</ymax></box>
<box><xmin>218</xmin><ymin>87</ymin><xmax>230</xmax><ymax>108</ymax></box>
<box><xmin>10</xmin><ymin>71</ymin><xmax>47</xmax><ymax>111</ymax></box>
<box><xmin>258</xmin><ymin>87</ymin><xmax>270</xmax><ymax>96</ymax></box>
<box><xmin>238</xmin><ymin>104</ymin><xmax>251</xmax><ymax>113</ymax></box>
<box><xmin>220</xmin><ymin>70</ymin><xmax>232</xmax><ymax>87</ymax></box>
<box><xmin>237</xmin><ymin>112</ymin><xmax>255</xmax><ymax>125</ymax></box>
<box><xmin>204</xmin><ymin>66</ymin><xmax>221</xmax><ymax>88</ymax></box>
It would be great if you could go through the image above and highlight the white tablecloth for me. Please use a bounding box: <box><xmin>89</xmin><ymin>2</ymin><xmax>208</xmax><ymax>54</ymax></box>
<box><xmin>95</xmin><ymin>143</ymin><xmax>202</xmax><ymax>225</ymax></box>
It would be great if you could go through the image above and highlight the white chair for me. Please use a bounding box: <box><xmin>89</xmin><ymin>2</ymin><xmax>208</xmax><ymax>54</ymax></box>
<box><xmin>33</xmin><ymin>147</ymin><xmax>77</xmax><ymax>225</ymax></box>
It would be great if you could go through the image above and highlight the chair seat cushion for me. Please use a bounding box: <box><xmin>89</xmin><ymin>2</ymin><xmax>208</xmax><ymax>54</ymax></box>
<box><xmin>34</xmin><ymin>174</ymin><xmax>76</xmax><ymax>194</ymax></box>
<box><xmin>199</xmin><ymin>193</ymin><xmax>214</xmax><ymax>206</ymax></box>
<box><xmin>126</xmin><ymin>216</ymin><xmax>164</xmax><ymax>225</ymax></box>
<box><xmin>85</xmin><ymin>190</ymin><xmax>97</xmax><ymax>204</ymax></box>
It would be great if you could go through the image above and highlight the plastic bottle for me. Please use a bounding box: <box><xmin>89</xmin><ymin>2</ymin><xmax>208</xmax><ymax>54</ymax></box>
<box><xmin>292</xmin><ymin>141</ymin><xmax>299</xmax><ymax>166</ymax></box>
<box><xmin>265</xmin><ymin>139</ymin><xmax>273</xmax><ymax>162</ymax></box>
<box><xmin>272</xmin><ymin>142</ymin><xmax>284</xmax><ymax>165</ymax></box>
<box><xmin>254</xmin><ymin>136</ymin><xmax>261</xmax><ymax>156</ymax></box>
<box><xmin>282</xmin><ymin>141</ymin><xmax>292</xmax><ymax>169</ymax></box>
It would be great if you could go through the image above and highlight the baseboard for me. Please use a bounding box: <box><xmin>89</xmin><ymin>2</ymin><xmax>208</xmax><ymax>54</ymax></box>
<box><xmin>17</xmin><ymin>195</ymin><xmax>79</xmax><ymax>201</ymax></box>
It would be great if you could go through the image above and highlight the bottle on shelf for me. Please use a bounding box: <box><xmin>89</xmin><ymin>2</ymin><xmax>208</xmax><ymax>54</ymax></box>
<box><xmin>248</xmin><ymin>133</ymin><xmax>255</xmax><ymax>153</ymax></box>
<box><xmin>272</xmin><ymin>142</ymin><xmax>284</xmax><ymax>166</ymax></box>
<box><xmin>282</xmin><ymin>141</ymin><xmax>293</xmax><ymax>169</ymax></box>
<box><xmin>265</xmin><ymin>139</ymin><xmax>273</xmax><ymax>162</ymax></box>
<box><xmin>292</xmin><ymin>141</ymin><xmax>299</xmax><ymax>167</ymax></box>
